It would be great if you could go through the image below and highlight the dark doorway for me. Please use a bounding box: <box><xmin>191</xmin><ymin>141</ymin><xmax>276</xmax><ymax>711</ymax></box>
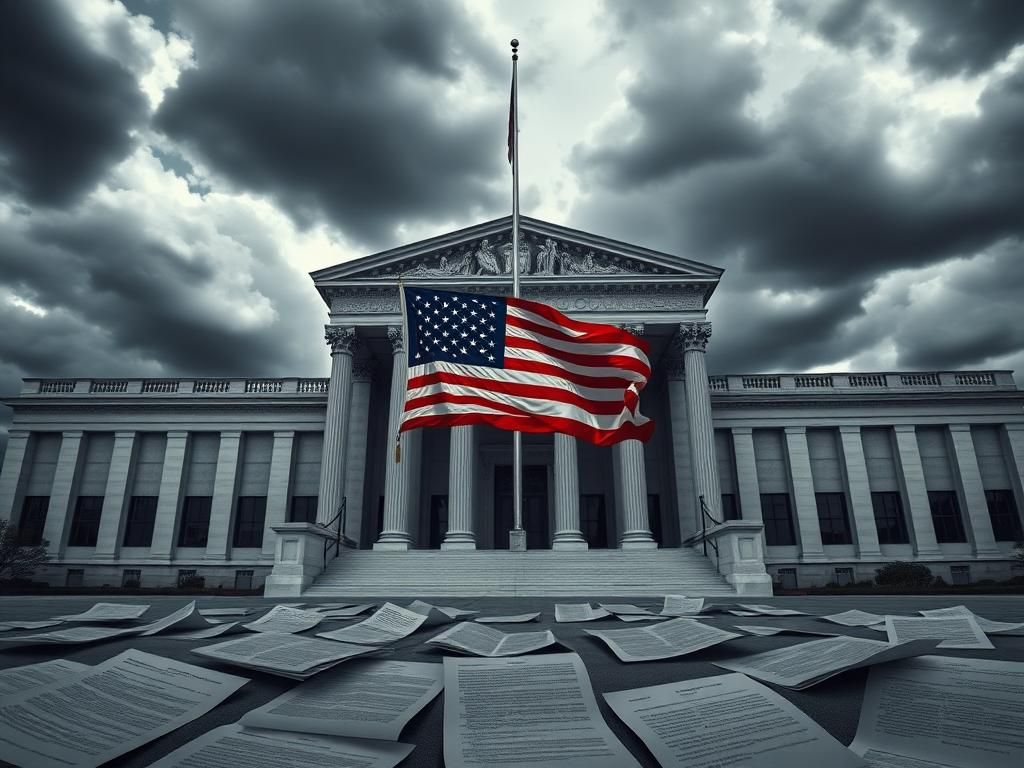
<box><xmin>429</xmin><ymin>495</ymin><xmax>449</xmax><ymax>549</ymax></box>
<box><xmin>494</xmin><ymin>465</ymin><xmax>549</xmax><ymax>548</ymax></box>
<box><xmin>580</xmin><ymin>494</ymin><xmax>608</xmax><ymax>548</ymax></box>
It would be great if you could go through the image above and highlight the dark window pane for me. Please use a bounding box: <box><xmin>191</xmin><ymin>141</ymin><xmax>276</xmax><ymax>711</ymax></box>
<box><xmin>760</xmin><ymin>493</ymin><xmax>795</xmax><ymax>546</ymax></box>
<box><xmin>68</xmin><ymin>496</ymin><xmax>103</xmax><ymax>547</ymax></box>
<box><xmin>289</xmin><ymin>496</ymin><xmax>318</xmax><ymax>524</ymax></box>
<box><xmin>233</xmin><ymin>496</ymin><xmax>267</xmax><ymax>548</ymax></box>
<box><xmin>928</xmin><ymin>491</ymin><xmax>966</xmax><ymax>543</ymax></box>
<box><xmin>178</xmin><ymin>496</ymin><xmax>212</xmax><ymax>547</ymax></box>
<box><xmin>721</xmin><ymin>493</ymin><xmax>740</xmax><ymax>521</ymax></box>
<box><xmin>123</xmin><ymin>496</ymin><xmax>158</xmax><ymax>547</ymax></box>
<box><xmin>985</xmin><ymin>489</ymin><xmax>1023</xmax><ymax>542</ymax></box>
<box><xmin>871</xmin><ymin>492</ymin><xmax>909</xmax><ymax>544</ymax></box>
<box><xmin>17</xmin><ymin>496</ymin><xmax>49</xmax><ymax>546</ymax></box>
<box><xmin>815</xmin><ymin>492</ymin><xmax>852</xmax><ymax>545</ymax></box>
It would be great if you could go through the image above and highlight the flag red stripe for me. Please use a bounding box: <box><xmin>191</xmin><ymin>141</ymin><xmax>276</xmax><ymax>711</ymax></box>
<box><xmin>403</xmin><ymin>392</ymin><xmax>648</xmax><ymax>431</ymax></box>
<box><xmin>501</xmin><ymin>357</ymin><xmax>637</xmax><ymax>389</ymax></box>
<box><xmin>504</xmin><ymin>335</ymin><xmax>651</xmax><ymax>378</ymax></box>
<box><xmin>405</xmin><ymin>376</ymin><xmax>634</xmax><ymax>416</ymax></box>
<box><xmin>401</xmin><ymin>411</ymin><xmax>654</xmax><ymax>446</ymax></box>
<box><xmin>506</xmin><ymin>296</ymin><xmax>651</xmax><ymax>354</ymax></box>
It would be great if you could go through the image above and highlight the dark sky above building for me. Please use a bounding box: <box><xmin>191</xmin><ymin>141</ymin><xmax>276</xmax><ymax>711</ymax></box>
<box><xmin>2</xmin><ymin>0</ymin><xmax>1024</xmax><ymax>452</ymax></box>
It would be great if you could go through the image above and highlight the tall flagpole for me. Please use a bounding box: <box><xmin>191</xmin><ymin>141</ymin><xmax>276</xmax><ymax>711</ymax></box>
<box><xmin>510</xmin><ymin>39</ymin><xmax>525</xmax><ymax>550</ymax></box>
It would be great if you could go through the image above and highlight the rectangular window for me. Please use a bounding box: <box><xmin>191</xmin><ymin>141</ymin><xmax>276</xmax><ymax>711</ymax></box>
<box><xmin>815</xmin><ymin>492</ymin><xmax>852</xmax><ymax>545</ymax></box>
<box><xmin>760</xmin><ymin>493</ymin><xmax>796</xmax><ymax>546</ymax></box>
<box><xmin>985</xmin><ymin>489</ymin><xmax>1023</xmax><ymax>542</ymax></box>
<box><xmin>177</xmin><ymin>569</ymin><xmax>197</xmax><ymax>587</ymax></box>
<box><xmin>950</xmin><ymin>565</ymin><xmax>970</xmax><ymax>586</ymax></box>
<box><xmin>122</xmin><ymin>496</ymin><xmax>158</xmax><ymax>547</ymax></box>
<box><xmin>233</xmin><ymin>496</ymin><xmax>267</xmax><ymax>548</ymax></box>
<box><xmin>122</xmin><ymin>569</ymin><xmax>141</xmax><ymax>587</ymax></box>
<box><xmin>68</xmin><ymin>496</ymin><xmax>104</xmax><ymax>547</ymax></box>
<box><xmin>17</xmin><ymin>496</ymin><xmax>49</xmax><ymax>546</ymax></box>
<box><xmin>234</xmin><ymin>570</ymin><xmax>254</xmax><ymax>590</ymax></box>
<box><xmin>721</xmin><ymin>493</ymin><xmax>740</xmax><ymax>521</ymax></box>
<box><xmin>871</xmin><ymin>492</ymin><xmax>909</xmax><ymax>544</ymax></box>
<box><xmin>178</xmin><ymin>496</ymin><xmax>212</xmax><ymax>547</ymax></box>
<box><xmin>928</xmin><ymin>491</ymin><xmax>967</xmax><ymax>543</ymax></box>
<box><xmin>289</xmin><ymin>496</ymin><xmax>318</xmax><ymax>524</ymax></box>
<box><xmin>834</xmin><ymin>567</ymin><xmax>854</xmax><ymax>586</ymax></box>
<box><xmin>777</xmin><ymin>567</ymin><xmax>797</xmax><ymax>590</ymax></box>
<box><xmin>65</xmin><ymin>569</ymin><xmax>84</xmax><ymax>587</ymax></box>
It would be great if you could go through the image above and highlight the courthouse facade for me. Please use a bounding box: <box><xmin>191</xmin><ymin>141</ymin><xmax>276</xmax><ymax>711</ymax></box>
<box><xmin>1</xmin><ymin>216</ymin><xmax>1023</xmax><ymax>591</ymax></box>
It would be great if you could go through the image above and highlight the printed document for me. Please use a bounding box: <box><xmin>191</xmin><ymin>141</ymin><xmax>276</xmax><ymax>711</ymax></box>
<box><xmin>0</xmin><ymin>619</ymin><xmax>63</xmax><ymax>631</ymax></box>
<box><xmin>199</xmin><ymin>607</ymin><xmax>254</xmax><ymax>617</ymax></box>
<box><xmin>0</xmin><ymin>623</ymin><xmax>139</xmax><ymax>649</ymax></box>
<box><xmin>426</xmin><ymin>621</ymin><xmax>556</xmax><ymax>657</ymax></box>
<box><xmin>884</xmin><ymin>615</ymin><xmax>994</xmax><ymax>649</ymax></box>
<box><xmin>193</xmin><ymin>631</ymin><xmax>377</xmax><ymax>679</ymax></box>
<box><xmin>0</xmin><ymin>649</ymin><xmax>247</xmax><ymax>768</ymax></box>
<box><xmin>586</xmin><ymin>618</ymin><xmax>740</xmax><ymax>662</ymax></box>
<box><xmin>727</xmin><ymin>610</ymin><xmax>762</xmax><ymax>617</ymax></box>
<box><xmin>317</xmin><ymin>602</ymin><xmax>428</xmax><ymax>645</ymax></box>
<box><xmin>444</xmin><ymin>652</ymin><xmax>641</xmax><ymax>768</ymax></box>
<box><xmin>737</xmin><ymin>604</ymin><xmax>809</xmax><ymax>616</ymax></box>
<box><xmin>317</xmin><ymin>603</ymin><xmax>377</xmax><ymax>618</ymax></box>
<box><xmin>0</xmin><ymin>658</ymin><xmax>90</xmax><ymax>696</ymax></box>
<box><xmin>555</xmin><ymin>603</ymin><xmax>611</xmax><ymax>622</ymax></box>
<box><xmin>919</xmin><ymin>605</ymin><xmax>1024</xmax><ymax>634</ymax></box>
<box><xmin>605</xmin><ymin>672</ymin><xmax>866</xmax><ymax>768</ymax></box>
<box><xmin>820</xmin><ymin>609</ymin><xmax>887</xmax><ymax>626</ymax></box>
<box><xmin>617</xmin><ymin>614</ymin><xmax>669</xmax><ymax>622</ymax></box>
<box><xmin>850</xmin><ymin>655</ymin><xmax>1024</xmax><ymax>768</ymax></box>
<box><xmin>660</xmin><ymin>595</ymin><xmax>704</xmax><ymax>615</ymax></box>
<box><xmin>56</xmin><ymin>602</ymin><xmax>150</xmax><ymax>622</ymax></box>
<box><xmin>135</xmin><ymin>600</ymin><xmax>216</xmax><ymax>636</ymax></box>
<box><xmin>407</xmin><ymin>599</ymin><xmax>478</xmax><ymax>626</ymax></box>
<box><xmin>600</xmin><ymin>604</ymin><xmax>659</xmax><ymax>616</ymax></box>
<box><xmin>147</xmin><ymin>723</ymin><xmax>414</xmax><ymax>768</ymax></box>
<box><xmin>241</xmin><ymin>604</ymin><xmax>324</xmax><ymax>634</ymax></box>
<box><xmin>170</xmin><ymin>621</ymin><xmax>246</xmax><ymax>640</ymax></box>
<box><xmin>714</xmin><ymin>636</ymin><xmax>941</xmax><ymax>689</ymax></box>
<box><xmin>242</xmin><ymin>659</ymin><xmax>443</xmax><ymax>740</ymax></box>
<box><xmin>475</xmin><ymin>612</ymin><xmax>541</xmax><ymax>623</ymax></box>
<box><xmin>736</xmin><ymin>625</ymin><xmax>840</xmax><ymax>637</ymax></box>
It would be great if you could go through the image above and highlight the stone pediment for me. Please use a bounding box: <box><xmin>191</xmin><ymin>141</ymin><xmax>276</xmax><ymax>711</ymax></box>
<box><xmin>311</xmin><ymin>216</ymin><xmax>723</xmax><ymax>284</ymax></box>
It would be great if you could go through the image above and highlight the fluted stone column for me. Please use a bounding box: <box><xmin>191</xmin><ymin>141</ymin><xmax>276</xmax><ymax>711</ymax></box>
<box><xmin>205</xmin><ymin>431</ymin><xmax>242</xmax><ymax>559</ymax></box>
<box><xmin>553</xmin><ymin>433</ymin><xmax>586</xmax><ymax>549</ymax></box>
<box><xmin>893</xmin><ymin>425</ymin><xmax>942</xmax><ymax>556</ymax></box>
<box><xmin>949</xmin><ymin>424</ymin><xmax>1000</xmax><ymax>556</ymax></box>
<box><xmin>150</xmin><ymin>431</ymin><xmax>188</xmax><ymax>561</ymax></box>
<box><xmin>342</xmin><ymin>358</ymin><xmax>374</xmax><ymax>544</ymax></box>
<box><xmin>617</xmin><ymin>437</ymin><xmax>656</xmax><ymax>548</ymax></box>
<box><xmin>262</xmin><ymin>431</ymin><xmax>295</xmax><ymax>558</ymax></box>
<box><xmin>0</xmin><ymin>430</ymin><xmax>30</xmax><ymax>523</ymax></box>
<box><xmin>731</xmin><ymin>427</ymin><xmax>763</xmax><ymax>525</ymax></box>
<box><xmin>665</xmin><ymin>356</ymin><xmax>698</xmax><ymax>539</ymax></box>
<box><xmin>44</xmin><ymin>431</ymin><xmax>84</xmax><ymax>556</ymax></box>
<box><xmin>443</xmin><ymin>425</ymin><xmax>476</xmax><ymax>549</ymax></box>
<box><xmin>838</xmin><ymin>426</ymin><xmax>882</xmax><ymax>559</ymax></box>
<box><xmin>784</xmin><ymin>426</ymin><xmax>826</xmax><ymax>561</ymax></box>
<box><xmin>678</xmin><ymin>322</ymin><xmax>723</xmax><ymax>528</ymax></box>
<box><xmin>318</xmin><ymin>326</ymin><xmax>357</xmax><ymax>526</ymax></box>
<box><xmin>377</xmin><ymin>326</ymin><xmax>417</xmax><ymax>550</ymax></box>
<box><xmin>94</xmin><ymin>431</ymin><xmax>137</xmax><ymax>560</ymax></box>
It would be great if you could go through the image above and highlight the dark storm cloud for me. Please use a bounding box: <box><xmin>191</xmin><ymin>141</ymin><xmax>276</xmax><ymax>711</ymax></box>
<box><xmin>779</xmin><ymin>0</ymin><xmax>1024</xmax><ymax>78</ymax></box>
<box><xmin>0</xmin><ymin>1</ymin><xmax>148</xmax><ymax>207</ymax></box>
<box><xmin>155</xmin><ymin>0</ymin><xmax>507</xmax><ymax>247</ymax></box>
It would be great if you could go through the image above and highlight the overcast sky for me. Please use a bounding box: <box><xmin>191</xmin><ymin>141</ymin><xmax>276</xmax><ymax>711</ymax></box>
<box><xmin>3</xmin><ymin>0</ymin><xmax>1024</xmax><ymax>450</ymax></box>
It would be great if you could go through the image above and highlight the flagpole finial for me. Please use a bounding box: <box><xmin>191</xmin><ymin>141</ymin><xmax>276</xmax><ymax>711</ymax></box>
<box><xmin>511</xmin><ymin>39</ymin><xmax>518</xmax><ymax>60</ymax></box>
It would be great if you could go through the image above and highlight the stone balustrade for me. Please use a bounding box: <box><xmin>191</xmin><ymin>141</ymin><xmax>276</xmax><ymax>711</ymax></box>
<box><xmin>22</xmin><ymin>377</ymin><xmax>332</xmax><ymax>396</ymax></box>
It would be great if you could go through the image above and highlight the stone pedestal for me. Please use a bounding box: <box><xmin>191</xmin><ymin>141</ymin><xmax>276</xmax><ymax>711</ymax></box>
<box><xmin>509</xmin><ymin>529</ymin><xmax>527</xmax><ymax>551</ymax></box>
<box><xmin>264</xmin><ymin>522</ymin><xmax>336</xmax><ymax>597</ymax></box>
<box><xmin>698</xmin><ymin>520</ymin><xmax>774</xmax><ymax>596</ymax></box>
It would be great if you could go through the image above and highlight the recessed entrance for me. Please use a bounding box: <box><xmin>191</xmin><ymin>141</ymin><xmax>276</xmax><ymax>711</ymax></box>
<box><xmin>494</xmin><ymin>465</ymin><xmax>549</xmax><ymax>548</ymax></box>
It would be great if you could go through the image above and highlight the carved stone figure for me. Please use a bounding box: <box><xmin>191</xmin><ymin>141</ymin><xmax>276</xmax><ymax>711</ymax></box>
<box><xmin>499</xmin><ymin>240</ymin><xmax>531</xmax><ymax>274</ymax></box>
<box><xmin>404</xmin><ymin>248</ymin><xmax>474</xmax><ymax>278</ymax></box>
<box><xmin>536</xmin><ymin>238</ymin><xmax>559</xmax><ymax>275</ymax></box>
<box><xmin>474</xmin><ymin>239</ymin><xmax>503</xmax><ymax>275</ymax></box>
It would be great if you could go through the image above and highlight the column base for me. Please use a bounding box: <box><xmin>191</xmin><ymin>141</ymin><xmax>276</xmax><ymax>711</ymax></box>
<box><xmin>509</xmin><ymin>530</ymin><xmax>527</xmax><ymax>552</ymax></box>
<box><xmin>552</xmin><ymin>537</ymin><xmax>589</xmax><ymax>551</ymax></box>
<box><xmin>373</xmin><ymin>540</ymin><xmax>412</xmax><ymax>551</ymax></box>
<box><xmin>441</xmin><ymin>537</ymin><xmax>477</xmax><ymax>550</ymax></box>
<box><xmin>620</xmin><ymin>539</ymin><xmax>658</xmax><ymax>550</ymax></box>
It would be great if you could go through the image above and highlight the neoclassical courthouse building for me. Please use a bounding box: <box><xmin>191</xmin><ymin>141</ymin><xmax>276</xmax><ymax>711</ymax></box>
<box><xmin>1</xmin><ymin>216</ymin><xmax>1023</xmax><ymax>595</ymax></box>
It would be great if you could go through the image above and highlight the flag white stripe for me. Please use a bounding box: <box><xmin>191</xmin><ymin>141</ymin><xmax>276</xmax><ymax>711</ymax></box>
<box><xmin>506</xmin><ymin>324</ymin><xmax>651</xmax><ymax>367</ymax></box>
<box><xmin>506</xmin><ymin>305</ymin><xmax>587</xmax><ymax>338</ymax></box>
<box><xmin>503</xmin><ymin>346</ymin><xmax>648</xmax><ymax>382</ymax></box>
<box><xmin>408</xmin><ymin>361</ymin><xmax>632</xmax><ymax>401</ymax></box>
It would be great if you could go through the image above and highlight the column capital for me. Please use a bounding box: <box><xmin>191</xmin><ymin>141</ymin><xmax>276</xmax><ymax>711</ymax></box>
<box><xmin>618</xmin><ymin>323</ymin><xmax>645</xmax><ymax>336</ymax></box>
<box><xmin>325</xmin><ymin>325</ymin><xmax>358</xmax><ymax>355</ymax></box>
<box><xmin>273</xmin><ymin>430</ymin><xmax>296</xmax><ymax>439</ymax></box>
<box><xmin>838</xmin><ymin>425</ymin><xmax>862</xmax><ymax>435</ymax></box>
<box><xmin>387</xmin><ymin>326</ymin><xmax>405</xmax><ymax>353</ymax></box>
<box><xmin>352</xmin><ymin>356</ymin><xmax>375</xmax><ymax>383</ymax></box>
<box><xmin>731</xmin><ymin>426</ymin><xmax>753</xmax><ymax>435</ymax></box>
<box><xmin>61</xmin><ymin>430</ymin><xmax>84</xmax><ymax>439</ymax></box>
<box><xmin>893</xmin><ymin>424</ymin><xmax>917</xmax><ymax>434</ymax></box>
<box><xmin>166</xmin><ymin>430</ymin><xmax>189</xmax><ymax>440</ymax></box>
<box><xmin>113</xmin><ymin>430</ymin><xmax>136</xmax><ymax>439</ymax></box>
<box><xmin>784</xmin><ymin>426</ymin><xmax>807</xmax><ymax>435</ymax></box>
<box><xmin>676</xmin><ymin>321</ymin><xmax>712</xmax><ymax>353</ymax></box>
<box><xmin>219</xmin><ymin>430</ymin><xmax>243</xmax><ymax>440</ymax></box>
<box><xmin>947</xmin><ymin>423</ymin><xmax>972</xmax><ymax>433</ymax></box>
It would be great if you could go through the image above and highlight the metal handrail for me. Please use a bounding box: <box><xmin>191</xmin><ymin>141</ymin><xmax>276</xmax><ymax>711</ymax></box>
<box><xmin>320</xmin><ymin>498</ymin><xmax>347</xmax><ymax>567</ymax></box>
<box><xmin>699</xmin><ymin>495</ymin><xmax>722</xmax><ymax>558</ymax></box>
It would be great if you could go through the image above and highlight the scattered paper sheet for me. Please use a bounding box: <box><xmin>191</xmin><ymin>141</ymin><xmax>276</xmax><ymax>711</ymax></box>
<box><xmin>660</xmin><ymin>595</ymin><xmax>705</xmax><ymax>615</ymax></box>
<box><xmin>850</xmin><ymin>655</ymin><xmax>1024</xmax><ymax>768</ymax></box>
<box><xmin>0</xmin><ymin>658</ymin><xmax>90</xmax><ymax>696</ymax></box>
<box><xmin>241</xmin><ymin>659</ymin><xmax>443</xmax><ymax>740</ymax></box>
<box><xmin>617</xmin><ymin>614</ymin><xmax>669</xmax><ymax>622</ymax></box>
<box><xmin>0</xmin><ymin>649</ymin><xmax>247</xmax><ymax>768</ymax></box>
<box><xmin>56</xmin><ymin>602</ymin><xmax>150</xmax><ymax>622</ymax></box>
<box><xmin>737</xmin><ymin>604</ymin><xmax>809</xmax><ymax>616</ymax></box>
<box><xmin>169</xmin><ymin>621</ymin><xmax>246</xmax><ymax>640</ymax></box>
<box><xmin>146</xmin><ymin>723</ymin><xmax>415</xmax><ymax>768</ymax></box>
<box><xmin>586</xmin><ymin>618</ymin><xmax>741</xmax><ymax>662</ymax></box>
<box><xmin>0</xmin><ymin>619</ymin><xmax>63</xmax><ymax>632</ymax></box>
<box><xmin>475</xmin><ymin>612</ymin><xmax>541</xmax><ymax>623</ymax></box>
<box><xmin>426</xmin><ymin>621</ymin><xmax>557</xmax><ymax>657</ymax></box>
<box><xmin>0</xmin><ymin>624</ymin><xmax>139</xmax><ymax>649</ymax></box>
<box><xmin>555</xmin><ymin>603</ymin><xmax>611</xmax><ymax>622</ymax></box>
<box><xmin>317</xmin><ymin>602</ymin><xmax>428</xmax><ymax>645</ymax></box>
<box><xmin>605</xmin><ymin>672</ymin><xmax>865</xmax><ymax>768</ymax></box>
<box><xmin>309</xmin><ymin>603</ymin><xmax>360</xmax><ymax>611</ymax></box>
<box><xmin>316</xmin><ymin>603</ymin><xmax>377</xmax><ymax>618</ymax></box>
<box><xmin>820</xmin><ymin>609</ymin><xmax>887</xmax><ymax>626</ymax></box>
<box><xmin>727</xmin><ymin>610</ymin><xmax>762</xmax><ymax>617</ymax></box>
<box><xmin>600</xmin><ymin>603</ymin><xmax>659</xmax><ymax>615</ymax></box>
<box><xmin>884</xmin><ymin>615</ymin><xmax>994</xmax><ymax>649</ymax></box>
<box><xmin>444</xmin><ymin>652</ymin><xmax>641</xmax><ymax>768</ymax></box>
<box><xmin>714</xmin><ymin>636</ymin><xmax>941</xmax><ymax>689</ymax></box>
<box><xmin>736</xmin><ymin>625</ymin><xmax>841</xmax><ymax>637</ymax></box>
<box><xmin>135</xmin><ymin>601</ymin><xmax>216</xmax><ymax>636</ymax></box>
<box><xmin>198</xmin><ymin>607</ymin><xmax>254</xmax><ymax>617</ymax></box>
<box><xmin>194</xmin><ymin>631</ymin><xmax>377</xmax><ymax>679</ymax></box>
<box><xmin>242</xmin><ymin>605</ymin><xmax>324</xmax><ymax>634</ymax></box>
<box><xmin>407</xmin><ymin>599</ymin><xmax>478</xmax><ymax>626</ymax></box>
<box><xmin>919</xmin><ymin>605</ymin><xmax>1024</xmax><ymax>635</ymax></box>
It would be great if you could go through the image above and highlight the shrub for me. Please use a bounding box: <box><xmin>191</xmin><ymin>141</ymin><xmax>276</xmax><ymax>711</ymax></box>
<box><xmin>0</xmin><ymin>520</ymin><xmax>49</xmax><ymax>581</ymax></box>
<box><xmin>178</xmin><ymin>575</ymin><xmax>205</xmax><ymax>590</ymax></box>
<box><xmin>974</xmin><ymin>579</ymin><xmax>997</xmax><ymax>587</ymax></box>
<box><xmin>932</xmin><ymin>575</ymin><xmax>948</xmax><ymax>587</ymax></box>
<box><xmin>875</xmin><ymin>561</ymin><xmax>933</xmax><ymax>587</ymax></box>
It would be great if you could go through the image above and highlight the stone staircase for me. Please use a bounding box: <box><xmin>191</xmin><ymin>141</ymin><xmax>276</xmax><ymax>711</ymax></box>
<box><xmin>303</xmin><ymin>548</ymin><xmax>736</xmax><ymax>597</ymax></box>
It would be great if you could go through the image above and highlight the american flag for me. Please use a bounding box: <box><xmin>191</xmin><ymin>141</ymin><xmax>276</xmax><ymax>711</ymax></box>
<box><xmin>399</xmin><ymin>286</ymin><xmax>654</xmax><ymax>446</ymax></box>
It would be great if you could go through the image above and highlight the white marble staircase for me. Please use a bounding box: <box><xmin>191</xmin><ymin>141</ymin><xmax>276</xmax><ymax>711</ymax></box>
<box><xmin>302</xmin><ymin>548</ymin><xmax>736</xmax><ymax>597</ymax></box>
